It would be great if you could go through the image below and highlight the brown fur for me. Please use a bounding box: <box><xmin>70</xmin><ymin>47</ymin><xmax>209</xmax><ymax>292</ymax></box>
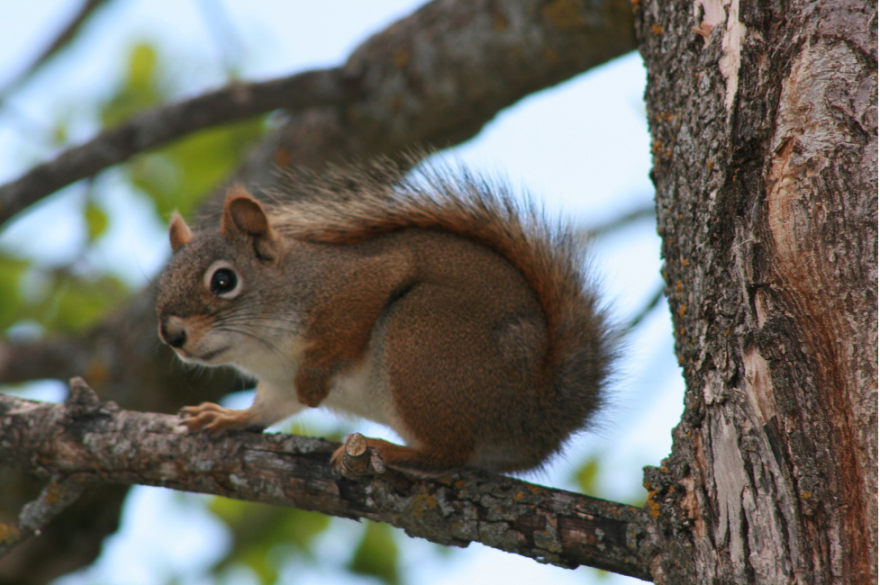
<box><xmin>155</xmin><ymin>159</ymin><xmax>614</xmax><ymax>475</ymax></box>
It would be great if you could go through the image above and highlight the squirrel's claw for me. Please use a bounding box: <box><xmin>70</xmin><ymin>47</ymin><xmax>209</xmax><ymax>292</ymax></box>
<box><xmin>179</xmin><ymin>402</ymin><xmax>253</xmax><ymax>434</ymax></box>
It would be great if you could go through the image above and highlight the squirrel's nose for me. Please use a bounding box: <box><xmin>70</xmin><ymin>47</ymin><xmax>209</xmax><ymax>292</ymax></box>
<box><xmin>159</xmin><ymin>316</ymin><xmax>187</xmax><ymax>348</ymax></box>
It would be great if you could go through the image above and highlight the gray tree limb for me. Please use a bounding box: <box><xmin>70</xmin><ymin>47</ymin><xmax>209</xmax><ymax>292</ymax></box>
<box><xmin>0</xmin><ymin>379</ymin><xmax>654</xmax><ymax>582</ymax></box>
<box><xmin>0</xmin><ymin>68</ymin><xmax>354</xmax><ymax>226</ymax></box>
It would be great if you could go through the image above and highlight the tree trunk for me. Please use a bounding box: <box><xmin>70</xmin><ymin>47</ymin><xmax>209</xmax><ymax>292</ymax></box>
<box><xmin>635</xmin><ymin>0</ymin><xmax>877</xmax><ymax>583</ymax></box>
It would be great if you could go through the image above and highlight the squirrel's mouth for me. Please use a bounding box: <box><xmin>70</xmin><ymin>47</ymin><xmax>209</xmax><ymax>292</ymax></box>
<box><xmin>175</xmin><ymin>345</ymin><xmax>230</xmax><ymax>364</ymax></box>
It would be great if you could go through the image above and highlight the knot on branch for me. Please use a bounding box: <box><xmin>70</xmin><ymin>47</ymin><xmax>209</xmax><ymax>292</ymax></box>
<box><xmin>65</xmin><ymin>377</ymin><xmax>118</xmax><ymax>420</ymax></box>
<box><xmin>333</xmin><ymin>433</ymin><xmax>387</xmax><ymax>479</ymax></box>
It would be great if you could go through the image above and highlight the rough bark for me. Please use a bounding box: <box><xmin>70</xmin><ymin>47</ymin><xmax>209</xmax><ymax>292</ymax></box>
<box><xmin>0</xmin><ymin>0</ymin><xmax>639</xmax><ymax>581</ymax></box>
<box><xmin>635</xmin><ymin>0</ymin><xmax>877</xmax><ymax>583</ymax></box>
<box><xmin>0</xmin><ymin>380</ymin><xmax>653</xmax><ymax>581</ymax></box>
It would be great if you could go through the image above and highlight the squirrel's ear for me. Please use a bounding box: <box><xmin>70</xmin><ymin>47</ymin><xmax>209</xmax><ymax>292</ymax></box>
<box><xmin>221</xmin><ymin>184</ymin><xmax>279</xmax><ymax>261</ymax></box>
<box><xmin>169</xmin><ymin>212</ymin><xmax>192</xmax><ymax>253</ymax></box>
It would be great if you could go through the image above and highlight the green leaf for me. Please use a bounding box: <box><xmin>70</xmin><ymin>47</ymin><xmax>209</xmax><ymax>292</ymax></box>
<box><xmin>46</xmin><ymin>274</ymin><xmax>128</xmax><ymax>332</ymax></box>
<box><xmin>348</xmin><ymin>521</ymin><xmax>400</xmax><ymax>585</ymax></box>
<box><xmin>574</xmin><ymin>455</ymin><xmax>648</xmax><ymax>506</ymax></box>
<box><xmin>128</xmin><ymin>42</ymin><xmax>157</xmax><ymax>90</ymax></box>
<box><xmin>129</xmin><ymin>118</ymin><xmax>265</xmax><ymax>219</ymax></box>
<box><xmin>99</xmin><ymin>40</ymin><xmax>265</xmax><ymax>222</ymax></box>
<box><xmin>101</xmin><ymin>41</ymin><xmax>162</xmax><ymax>128</ymax></box>
<box><xmin>84</xmin><ymin>201</ymin><xmax>109</xmax><ymax>242</ymax></box>
<box><xmin>52</xmin><ymin>120</ymin><xmax>68</xmax><ymax>146</ymax></box>
<box><xmin>573</xmin><ymin>456</ymin><xmax>601</xmax><ymax>495</ymax></box>
<box><xmin>0</xmin><ymin>255</ymin><xmax>29</xmax><ymax>329</ymax></box>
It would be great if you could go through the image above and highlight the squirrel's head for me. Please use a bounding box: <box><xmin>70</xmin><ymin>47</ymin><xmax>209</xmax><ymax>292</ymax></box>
<box><xmin>155</xmin><ymin>185</ymin><xmax>293</xmax><ymax>367</ymax></box>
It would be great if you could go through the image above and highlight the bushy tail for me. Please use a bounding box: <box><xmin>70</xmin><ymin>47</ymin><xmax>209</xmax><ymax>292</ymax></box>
<box><xmin>270</xmin><ymin>157</ymin><xmax>615</xmax><ymax>437</ymax></box>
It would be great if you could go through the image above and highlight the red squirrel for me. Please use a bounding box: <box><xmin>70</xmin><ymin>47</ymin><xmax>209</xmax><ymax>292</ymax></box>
<box><xmin>155</xmin><ymin>161</ymin><xmax>613</xmax><ymax>475</ymax></box>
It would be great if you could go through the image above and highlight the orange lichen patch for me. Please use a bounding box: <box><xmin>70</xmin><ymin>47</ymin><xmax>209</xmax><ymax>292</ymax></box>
<box><xmin>645</xmin><ymin>487</ymin><xmax>662</xmax><ymax>520</ymax></box>
<box><xmin>43</xmin><ymin>482</ymin><xmax>62</xmax><ymax>506</ymax></box>
<box><xmin>652</xmin><ymin>24</ymin><xmax>663</xmax><ymax>35</ymax></box>
<box><xmin>0</xmin><ymin>523</ymin><xmax>21</xmax><ymax>543</ymax></box>
<box><xmin>408</xmin><ymin>493</ymin><xmax>439</xmax><ymax>518</ymax></box>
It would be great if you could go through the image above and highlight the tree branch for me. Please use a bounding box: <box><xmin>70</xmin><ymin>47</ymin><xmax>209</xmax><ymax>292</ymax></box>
<box><xmin>0</xmin><ymin>379</ymin><xmax>654</xmax><ymax>581</ymax></box>
<box><xmin>0</xmin><ymin>0</ymin><xmax>637</xmax><ymax>227</ymax></box>
<box><xmin>0</xmin><ymin>68</ymin><xmax>356</xmax><ymax>226</ymax></box>
<box><xmin>0</xmin><ymin>475</ymin><xmax>92</xmax><ymax>557</ymax></box>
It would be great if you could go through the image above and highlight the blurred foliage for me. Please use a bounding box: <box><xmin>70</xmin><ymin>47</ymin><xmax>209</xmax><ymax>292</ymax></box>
<box><xmin>349</xmin><ymin>521</ymin><xmax>400</xmax><ymax>585</ymax></box>
<box><xmin>573</xmin><ymin>456</ymin><xmax>601</xmax><ymax>495</ymax></box>
<box><xmin>0</xmin><ymin>251</ymin><xmax>128</xmax><ymax>333</ymax></box>
<box><xmin>208</xmin><ymin>498</ymin><xmax>402</xmax><ymax>585</ymax></box>
<box><xmin>127</xmin><ymin>118</ymin><xmax>265</xmax><ymax>220</ymax></box>
<box><xmin>210</xmin><ymin>498</ymin><xmax>331</xmax><ymax>584</ymax></box>
<box><xmin>573</xmin><ymin>456</ymin><xmax>647</xmax><ymax>508</ymax></box>
<box><xmin>0</xmin><ymin>255</ymin><xmax>30</xmax><ymax>328</ymax></box>
<box><xmin>101</xmin><ymin>42</ymin><xmax>162</xmax><ymax>128</ymax></box>
<box><xmin>1</xmin><ymin>40</ymin><xmax>265</xmax><ymax>340</ymax></box>
<box><xmin>103</xmin><ymin>42</ymin><xmax>265</xmax><ymax>219</ymax></box>
<box><xmin>84</xmin><ymin>199</ymin><xmax>109</xmax><ymax>242</ymax></box>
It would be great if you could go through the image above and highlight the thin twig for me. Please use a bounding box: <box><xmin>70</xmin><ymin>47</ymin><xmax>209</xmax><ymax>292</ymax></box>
<box><xmin>0</xmin><ymin>475</ymin><xmax>92</xmax><ymax>557</ymax></box>
<box><xmin>579</xmin><ymin>203</ymin><xmax>656</xmax><ymax>240</ymax></box>
<box><xmin>193</xmin><ymin>0</ymin><xmax>245</xmax><ymax>77</ymax></box>
<box><xmin>627</xmin><ymin>283</ymin><xmax>666</xmax><ymax>331</ymax></box>
<box><xmin>0</xmin><ymin>0</ymin><xmax>111</xmax><ymax>98</ymax></box>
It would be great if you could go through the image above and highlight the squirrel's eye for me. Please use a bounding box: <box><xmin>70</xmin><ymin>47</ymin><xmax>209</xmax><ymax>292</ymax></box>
<box><xmin>210</xmin><ymin>268</ymin><xmax>238</xmax><ymax>296</ymax></box>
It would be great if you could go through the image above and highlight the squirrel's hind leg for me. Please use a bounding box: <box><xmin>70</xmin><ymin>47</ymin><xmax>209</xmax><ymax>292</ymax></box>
<box><xmin>331</xmin><ymin>436</ymin><xmax>472</xmax><ymax>477</ymax></box>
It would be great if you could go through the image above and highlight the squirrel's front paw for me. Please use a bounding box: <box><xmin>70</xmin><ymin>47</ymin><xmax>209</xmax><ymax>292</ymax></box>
<box><xmin>180</xmin><ymin>402</ymin><xmax>253</xmax><ymax>433</ymax></box>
